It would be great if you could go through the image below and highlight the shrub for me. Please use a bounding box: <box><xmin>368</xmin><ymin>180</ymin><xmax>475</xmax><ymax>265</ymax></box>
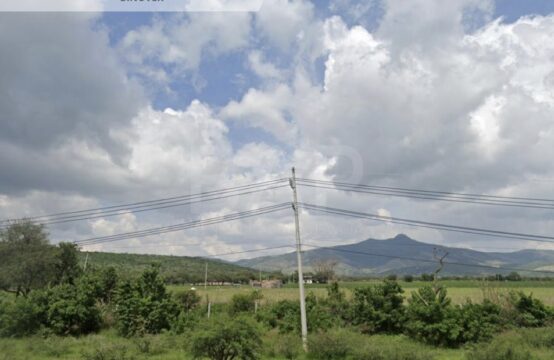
<box><xmin>458</xmin><ymin>300</ymin><xmax>503</xmax><ymax>343</ymax></box>
<box><xmin>115</xmin><ymin>266</ymin><xmax>179</xmax><ymax>337</ymax></box>
<box><xmin>46</xmin><ymin>283</ymin><xmax>101</xmax><ymax>336</ymax></box>
<box><xmin>307</xmin><ymin>329</ymin><xmax>352</xmax><ymax>360</ymax></box>
<box><xmin>264</xmin><ymin>332</ymin><xmax>302</xmax><ymax>360</ymax></box>
<box><xmin>508</xmin><ymin>291</ymin><xmax>552</xmax><ymax>327</ymax></box>
<box><xmin>403</xmin><ymin>275</ymin><xmax>414</xmax><ymax>283</ymax></box>
<box><xmin>404</xmin><ymin>286</ymin><xmax>464</xmax><ymax>347</ymax></box>
<box><xmin>260</xmin><ymin>292</ymin><xmax>335</xmax><ymax>334</ymax></box>
<box><xmin>228</xmin><ymin>290</ymin><xmax>262</xmax><ymax>315</ymax></box>
<box><xmin>0</xmin><ymin>295</ymin><xmax>43</xmax><ymax>337</ymax></box>
<box><xmin>323</xmin><ymin>282</ymin><xmax>349</xmax><ymax>322</ymax></box>
<box><xmin>174</xmin><ymin>289</ymin><xmax>201</xmax><ymax>312</ymax></box>
<box><xmin>351</xmin><ymin>280</ymin><xmax>405</xmax><ymax>334</ymax></box>
<box><xmin>190</xmin><ymin>315</ymin><xmax>262</xmax><ymax>360</ymax></box>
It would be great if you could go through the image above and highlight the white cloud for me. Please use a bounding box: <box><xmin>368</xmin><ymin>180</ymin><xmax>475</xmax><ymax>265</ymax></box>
<box><xmin>119</xmin><ymin>12</ymin><xmax>251</xmax><ymax>82</ymax></box>
<box><xmin>255</xmin><ymin>0</ymin><xmax>315</xmax><ymax>50</ymax></box>
<box><xmin>248</xmin><ymin>50</ymin><xmax>284</xmax><ymax>79</ymax></box>
<box><xmin>220</xmin><ymin>84</ymin><xmax>296</xmax><ymax>143</ymax></box>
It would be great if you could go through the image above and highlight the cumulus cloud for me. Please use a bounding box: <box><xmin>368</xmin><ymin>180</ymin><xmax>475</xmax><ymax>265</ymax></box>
<box><xmin>0</xmin><ymin>13</ymin><xmax>144</xmax><ymax>163</ymax></box>
<box><xmin>3</xmin><ymin>2</ymin><xmax>554</xmax><ymax>258</ymax></box>
<box><xmin>119</xmin><ymin>12</ymin><xmax>252</xmax><ymax>84</ymax></box>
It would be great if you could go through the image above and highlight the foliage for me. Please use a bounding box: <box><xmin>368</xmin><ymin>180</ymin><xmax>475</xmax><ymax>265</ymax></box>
<box><xmin>351</xmin><ymin>280</ymin><xmax>405</xmax><ymax>334</ymax></box>
<box><xmin>190</xmin><ymin>315</ymin><xmax>262</xmax><ymax>360</ymax></box>
<box><xmin>458</xmin><ymin>300</ymin><xmax>503</xmax><ymax>343</ymax></box>
<box><xmin>323</xmin><ymin>282</ymin><xmax>350</xmax><ymax>321</ymax></box>
<box><xmin>228</xmin><ymin>290</ymin><xmax>262</xmax><ymax>315</ymax></box>
<box><xmin>114</xmin><ymin>266</ymin><xmax>179</xmax><ymax>337</ymax></box>
<box><xmin>465</xmin><ymin>337</ymin><xmax>532</xmax><ymax>360</ymax></box>
<box><xmin>45</xmin><ymin>282</ymin><xmax>102</xmax><ymax>336</ymax></box>
<box><xmin>506</xmin><ymin>272</ymin><xmax>522</xmax><ymax>282</ymax></box>
<box><xmin>508</xmin><ymin>291</ymin><xmax>552</xmax><ymax>327</ymax></box>
<box><xmin>79</xmin><ymin>251</ymin><xmax>266</xmax><ymax>285</ymax></box>
<box><xmin>0</xmin><ymin>295</ymin><xmax>43</xmax><ymax>337</ymax></box>
<box><xmin>404</xmin><ymin>286</ymin><xmax>463</xmax><ymax>347</ymax></box>
<box><xmin>259</xmin><ymin>292</ymin><xmax>336</xmax><ymax>334</ymax></box>
<box><xmin>54</xmin><ymin>242</ymin><xmax>83</xmax><ymax>285</ymax></box>
<box><xmin>263</xmin><ymin>332</ymin><xmax>302</xmax><ymax>360</ymax></box>
<box><xmin>174</xmin><ymin>289</ymin><xmax>201</xmax><ymax>312</ymax></box>
<box><xmin>403</xmin><ymin>274</ymin><xmax>414</xmax><ymax>282</ymax></box>
<box><xmin>0</xmin><ymin>221</ymin><xmax>58</xmax><ymax>297</ymax></box>
<box><xmin>307</xmin><ymin>329</ymin><xmax>352</xmax><ymax>360</ymax></box>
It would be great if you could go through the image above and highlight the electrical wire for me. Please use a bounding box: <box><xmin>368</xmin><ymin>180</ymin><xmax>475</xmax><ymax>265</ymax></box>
<box><xmin>74</xmin><ymin>203</ymin><xmax>291</xmax><ymax>246</ymax></box>
<box><xmin>0</xmin><ymin>179</ymin><xmax>288</xmax><ymax>227</ymax></box>
<box><xmin>299</xmin><ymin>203</ymin><xmax>554</xmax><ymax>244</ymax></box>
<box><xmin>296</xmin><ymin>178</ymin><xmax>554</xmax><ymax>210</ymax></box>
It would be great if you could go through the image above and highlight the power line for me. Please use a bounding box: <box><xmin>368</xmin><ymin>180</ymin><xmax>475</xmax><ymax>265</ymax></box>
<box><xmin>299</xmin><ymin>203</ymin><xmax>554</xmax><ymax>244</ymax></box>
<box><xmin>0</xmin><ymin>179</ymin><xmax>288</xmax><ymax>227</ymax></box>
<box><xmin>296</xmin><ymin>178</ymin><xmax>554</xmax><ymax>210</ymax></box>
<box><xmin>302</xmin><ymin>243</ymin><xmax>554</xmax><ymax>275</ymax></box>
<box><xmin>81</xmin><ymin>243</ymin><xmax>294</xmax><ymax>259</ymax></box>
<box><xmin>74</xmin><ymin>203</ymin><xmax>291</xmax><ymax>246</ymax></box>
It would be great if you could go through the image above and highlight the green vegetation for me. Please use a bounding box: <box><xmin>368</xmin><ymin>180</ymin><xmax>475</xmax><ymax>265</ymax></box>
<box><xmin>77</xmin><ymin>251</ymin><xmax>274</xmax><ymax>284</ymax></box>
<box><xmin>2</xmin><ymin>222</ymin><xmax>554</xmax><ymax>359</ymax></box>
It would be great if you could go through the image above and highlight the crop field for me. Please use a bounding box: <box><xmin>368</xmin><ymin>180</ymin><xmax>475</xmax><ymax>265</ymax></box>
<box><xmin>169</xmin><ymin>279</ymin><xmax>554</xmax><ymax>305</ymax></box>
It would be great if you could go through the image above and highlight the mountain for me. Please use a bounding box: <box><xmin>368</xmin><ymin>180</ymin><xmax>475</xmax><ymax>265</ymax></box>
<box><xmin>78</xmin><ymin>251</ymin><xmax>270</xmax><ymax>283</ymax></box>
<box><xmin>236</xmin><ymin>234</ymin><xmax>554</xmax><ymax>276</ymax></box>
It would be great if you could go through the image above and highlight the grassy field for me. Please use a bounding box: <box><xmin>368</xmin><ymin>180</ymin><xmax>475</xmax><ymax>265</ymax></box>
<box><xmin>169</xmin><ymin>279</ymin><xmax>554</xmax><ymax>305</ymax></box>
<box><xmin>1</xmin><ymin>327</ymin><xmax>554</xmax><ymax>360</ymax></box>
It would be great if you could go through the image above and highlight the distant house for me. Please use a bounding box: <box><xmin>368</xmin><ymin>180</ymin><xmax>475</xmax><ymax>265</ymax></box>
<box><xmin>250</xmin><ymin>279</ymin><xmax>283</xmax><ymax>288</ymax></box>
<box><xmin>303</xmin><ymin>276</ymin><xmax>313</xmax><ymax>284</ymax></box>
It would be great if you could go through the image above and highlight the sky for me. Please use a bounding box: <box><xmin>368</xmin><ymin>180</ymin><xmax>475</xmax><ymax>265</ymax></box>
<box><xmin>1</xmin><ymin>0</ymin><xmax>554</xmax><ymax>260</ymax></box>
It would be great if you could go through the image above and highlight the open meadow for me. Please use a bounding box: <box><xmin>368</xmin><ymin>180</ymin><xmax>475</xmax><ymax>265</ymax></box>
<box><xmin>169</xmin><ymin>279</ymin><xmax>554</xmax><ymax>306</ymax></box>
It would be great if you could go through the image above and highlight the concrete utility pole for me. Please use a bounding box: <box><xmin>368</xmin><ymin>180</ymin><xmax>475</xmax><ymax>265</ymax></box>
<box><xmin>289</xmin><ymin>167</ymin><xmax>308</xmax><ymax>351</ymax></box>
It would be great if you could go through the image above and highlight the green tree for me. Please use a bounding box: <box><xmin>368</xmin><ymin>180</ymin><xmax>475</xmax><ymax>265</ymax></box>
<box><xmin>54</xmin><ymin>242</ymin><xmax>82</xmax><ymax>285</ymax></box>
<box><xmin>0</xmin><ymin>221</ymin><xmax>57</xmax><ymax>296</ymax></box>
<box><xmin>190</xmin><ymin>315</ymin><xmax>262</xmax><ymax>360</ymax></box>
<box><xmin>115</xmin><ymin>265</ymin><xmax>179</xmax><ymax>336</ymax></box>
<box><xmin>351</xmin><ymin>280</ymin><xmax>405</xmax><ymax>334</ymax></box>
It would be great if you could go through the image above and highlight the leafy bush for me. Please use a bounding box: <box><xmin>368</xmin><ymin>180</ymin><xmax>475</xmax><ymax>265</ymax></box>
<box><xmin>259</xmin><ymin>292</ymin><xmax>335</xmax><ymax>334</ymax></box>
<box><xmin>458</xmin><ymin>300</ymin><xmax>503</xmax><ymax>343</ymax></box>
<box><xmin>307</xmin><ymin>329</ymin><xmax>352</xmax><ymax>360</ymax></box>
<box><xmin>404</xmin><ymin>286</ymin><xmax>463</xmax><ymax>347</ymax></box>
<box><xmin>263</xmin><ymin>332</ymin><xmax>302</xmax><ymax>360</ymax></box>
<box><xmin>174</xmin><ymin>289</ymin><xmax>201</xmax><ymax>312</ymax></box>
<box><xmin>403</xmin><ymin>275</ymin><xmax>414</xmax><ymax>283</ymax></box>
<box><xmin>508</xmin><ymin>291</ymin><xmax>552</xmax><ymax>327</ymax></box>
<box><xmin>0</xmin><ymin>296</ymin><xmax>43</xmax><ymax>337</ymax></box>
<box><xmin>190</xmin><ymin>315</ymin><xmax>262</xmax><ymax>360</ymax></box>
<box><xmin>351</xmin><ymin>280</ymin><xmax>405</xmax><ymax>334</ymax></box>
<box><xmin>46</xmin><ymin>282</ymin><xmax>101</xmax><ymax>336</ymax></box>
<box><xmin>228</xmin><ymin>290</ymin><xmax>262</xmax><ymax>315</ymax></box>
<box><xmin>323</xmin><ymin>282</ymin><xmax>350</xmax><ymax>322</ymax></box>
<box><xmin>115</xmin><ymin>266</ymin><xmax>179</xmax><ymax>336</ymax></box>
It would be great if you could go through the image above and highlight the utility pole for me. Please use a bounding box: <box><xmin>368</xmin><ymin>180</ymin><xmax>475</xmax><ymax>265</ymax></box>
<box><xmin>289</xmin><ymin>167</ymin><xmax>308</xmax><ymax>351</ymax></box>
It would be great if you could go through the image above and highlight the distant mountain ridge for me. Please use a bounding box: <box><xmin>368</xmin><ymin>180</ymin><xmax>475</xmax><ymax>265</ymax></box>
<box><xmin>236</xmin><ymin>234</ymin><xmax>554</xmax><ymax>276</ymax></box>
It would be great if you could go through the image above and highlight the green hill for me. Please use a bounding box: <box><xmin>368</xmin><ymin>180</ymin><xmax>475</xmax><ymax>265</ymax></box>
<box><xmin>78</xmin><ymin>251</ymin><xmax>267</xmax><ymax>284</ymax></box>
